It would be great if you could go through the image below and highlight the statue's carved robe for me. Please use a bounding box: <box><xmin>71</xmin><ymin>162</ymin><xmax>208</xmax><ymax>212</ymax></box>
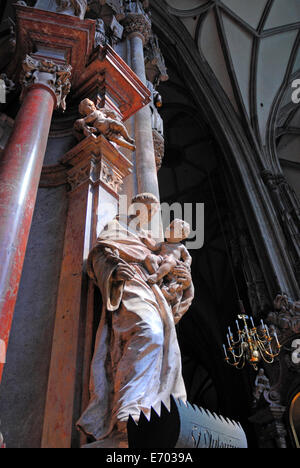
<box><xmin>77</xmin><ymin>218</ymin><xmax>193</xmax><ymax>441</ymax></box>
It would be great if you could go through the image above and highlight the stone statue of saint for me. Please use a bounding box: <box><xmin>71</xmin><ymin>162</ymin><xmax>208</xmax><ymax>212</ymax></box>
<box><xmin>94</xmin><ymin>19</ymin><xmax>108</xmax><ymax>47</ymax></box>
<box><xmin>77</xmin><ymin>193</ymin><xmax>194</xmax><ymax>447</ymax></box>
<box><xmin>34</xmin><ymin>0</ymin><xmax>87</xmax><ymax>20</ymax></box>
<box><xmin>253</xmin><ymin>369</ymin><xmax>271</xmax><ymax>407</ymax></box>
<box><xmin>74</xmin><ymin>98</ymin><xmax>136</xmax><ymax>151</ymax></box>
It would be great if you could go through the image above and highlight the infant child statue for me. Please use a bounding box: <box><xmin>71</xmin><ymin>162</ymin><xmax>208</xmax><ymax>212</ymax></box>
<box><xmin>74</xmin><ymin>98</ymin><xmax>136</xmax><ymax>151</ymax></box>
<box><xmin>142</xmin><ymin>219</ymin><xmax>192</xmax><ymax>299</ymax></box>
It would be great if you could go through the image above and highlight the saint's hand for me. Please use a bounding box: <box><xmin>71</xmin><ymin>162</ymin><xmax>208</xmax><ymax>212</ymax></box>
<box><xmin>113</xmin><ymin>264</ymin><xmax>135</xmax><ymax>281</ymax></box>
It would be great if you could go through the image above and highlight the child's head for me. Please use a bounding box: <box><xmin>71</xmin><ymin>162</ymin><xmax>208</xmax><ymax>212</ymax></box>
<box><xmin>165</xmin><ymin>219</ymin><xmax>190</xmax><ymax>242</ymax></box>
<box><xmin>79</xmin><ymin>98</ymin><xmax>96</xmax><ymax>116</ymax></box>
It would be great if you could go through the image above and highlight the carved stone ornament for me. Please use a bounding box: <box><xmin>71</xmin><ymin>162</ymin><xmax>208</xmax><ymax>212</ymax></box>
<box><xmin>67</xmin><ymin>159</ymin><xmax>94</xmax><ymax>192</ymax></box>
<box><xmin>266</xmin><ymin>294</ymin><xmax>300</xmax><ymax>340</ymax></box>
<box><xmin>87</xmin><ymin>0</ymin><xmax>125</xmax><ymax>21</ymax></box>
<box><xmin>122</xmin><ymin>8</ymin><xmax>151</xmax><ymax>45</ymax></box>
<box><xmin>100</xmin><ymin>158</ymin><xmax>123</xmax><ymax>192</ymax></box>
<box><xmin>94</xmin><ymin>18</ymin><xmax>108</xmax><ymax>47</ymax></box>
<box><xmin>21</xmin><ymin>55</ymin><xmax>72</xmax><ymax>111</ymax></box>
<box><xmin>145</xmin><ymin>33</ymin><xmax>169</xmax><ymax>85</ymax></box>
<box><xmin>153</xmin><ymin>129</ymin><xmax>164</xmax><ymax>171</ymax></box>
<box><xmin>0</xmin><ymin>74</ymin><xmax>15</xmax><ymax>95</ymax></box>
<box><xmin>109</xmin><ymin>15</ymin><xmax>124</xmax><ymax>44</ymax></box>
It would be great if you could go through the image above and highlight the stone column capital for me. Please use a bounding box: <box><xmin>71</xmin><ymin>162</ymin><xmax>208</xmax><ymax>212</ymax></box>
<box><xmin>122</xmin><ymin>13</ymin><xmax>152</xmax><ymax>45</ymax></box>
<box><xmin>20</xmin><ymin>55</ymin><xmax>72</xmax><ymax>111</ymax></box>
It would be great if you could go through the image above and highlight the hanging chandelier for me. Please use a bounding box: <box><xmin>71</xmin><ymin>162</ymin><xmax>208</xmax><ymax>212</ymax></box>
<box><xmin>223</xmin><ymin>302</ymin><xmax>281</xmax><ymax>371</ymax></box>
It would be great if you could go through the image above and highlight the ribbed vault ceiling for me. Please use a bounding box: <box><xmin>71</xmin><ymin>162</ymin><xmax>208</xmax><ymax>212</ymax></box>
<box><xmin>165</xmin><ymin>0</ymin><xmax>300</xmax><ymax>151</ymax></box>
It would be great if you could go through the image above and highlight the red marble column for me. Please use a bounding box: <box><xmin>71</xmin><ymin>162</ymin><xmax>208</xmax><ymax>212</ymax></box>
<box><xmin>0</xmin><ymin>57</ymin><xmax>71</xmax><ymax>383</ymax></box>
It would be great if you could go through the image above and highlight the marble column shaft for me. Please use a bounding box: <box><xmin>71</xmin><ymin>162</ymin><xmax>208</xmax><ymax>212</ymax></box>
<box><xmin>0</xmin><ymin>57</ymin><xmax>71</xmax><ymax>383</ymax></box>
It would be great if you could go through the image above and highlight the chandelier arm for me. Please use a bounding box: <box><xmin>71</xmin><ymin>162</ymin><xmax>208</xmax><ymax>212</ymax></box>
<box><xmin>230</xmin><ymin>349</ymin><xmax>244</xmax><ymax>360</ymax></box>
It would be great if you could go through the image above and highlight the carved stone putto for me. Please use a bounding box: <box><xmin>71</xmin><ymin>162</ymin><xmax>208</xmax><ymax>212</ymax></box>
<box><xmin>74</xmin><ymin>98</ymin><xmax>136</xmax><ymax>150</ymax></box>
<box><xmin>21</xmin><ymin>55</ymin><xmax>72</xmax><ymax>111</ymax></box>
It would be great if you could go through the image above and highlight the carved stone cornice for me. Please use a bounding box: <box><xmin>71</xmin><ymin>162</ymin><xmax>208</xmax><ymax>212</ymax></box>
<box><xmin>72</xmin><ymin>45</ymin><xmax>151</xmax><ymax>121</ymax></box>
<box><xmin>122</xmin><ymin>13</ymin><xmax>152</xmax><ymax>45</ymax></box>
<box><xmin>7</xmin><ymin>5</ymin><xmax>95</xmax><ymax>91</ymax></box>
<box><xmin>20</xmin><ymin>55</ymin><xmax>72</xmax><ymax>111</ymax></box>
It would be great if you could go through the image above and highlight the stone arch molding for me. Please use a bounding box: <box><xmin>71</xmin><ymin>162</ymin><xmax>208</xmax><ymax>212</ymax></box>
<box><xmin>151</xmin><ymin>0</ymin><xmax>300</xmax><ymax>300</ymax></box>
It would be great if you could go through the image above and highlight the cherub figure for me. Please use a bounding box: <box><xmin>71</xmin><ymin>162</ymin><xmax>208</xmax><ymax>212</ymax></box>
<box><xmin>74</xmin><ymin>98</ymin><xmax>136</xmax><ymax>151</ymax></box>
<box><xmin>142</xmin><ymin>219</ymin><xmax>192</xmax><ymax>296</ymax></box>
